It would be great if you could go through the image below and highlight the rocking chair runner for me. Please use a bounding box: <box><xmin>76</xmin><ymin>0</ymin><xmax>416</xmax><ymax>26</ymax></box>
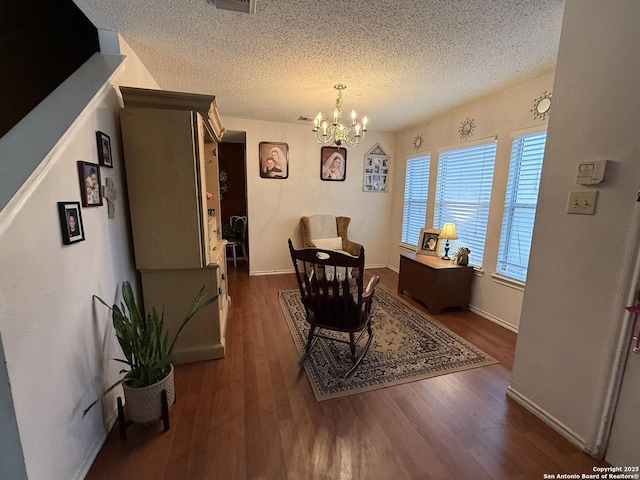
<box><xmin>288</xmin><ymin>239</ymin><xmax>379</xmax><ymax>378</ymax></box>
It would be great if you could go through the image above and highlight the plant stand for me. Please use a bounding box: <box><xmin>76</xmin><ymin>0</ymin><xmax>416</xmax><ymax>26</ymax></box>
<box><xmin>116</xmin><ymin>389</ymin><xmax>173</xmax><ymax>441</ymax></box>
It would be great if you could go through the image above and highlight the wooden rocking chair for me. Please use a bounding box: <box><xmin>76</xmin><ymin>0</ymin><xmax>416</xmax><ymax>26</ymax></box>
<box><xmin>288</xmin><ymin>239</ymin><xmax>379</xmax><ymax>378</ymax></box>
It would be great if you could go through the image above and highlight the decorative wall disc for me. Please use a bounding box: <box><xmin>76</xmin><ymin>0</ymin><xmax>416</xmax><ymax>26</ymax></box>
<box><xmin>413</xmin><ymin>134</ymin><xmax>424</xmax><ymax>151</ymax></box>
<box><xmin>531</xmin><ymin>91</ymin><xmax>552</xmax><ymax>120</ymax></box>
<box><xmin>459</xmin><ymin>118</ymin><xmax>475</xmax><ymax>139</ymax></box>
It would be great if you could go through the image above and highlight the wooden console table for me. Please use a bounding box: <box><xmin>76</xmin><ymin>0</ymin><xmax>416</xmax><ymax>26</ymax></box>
<box><xmin>398</xmin><ymin>252</ymin><xmax>473</xmax><ymax>313</ymax></box>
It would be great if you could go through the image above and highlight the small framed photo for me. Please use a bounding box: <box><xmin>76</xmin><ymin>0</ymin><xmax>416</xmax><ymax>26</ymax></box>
<box><xmin>77</xmin><ymin>161</ymin><xmax>103</xmax><ymax>207</ymax></box>
<box><xmin>58</xmin><ymin>201</ymin><xmax>85</xmax><ymax>245</ymax></box>
<box><xmin>320</xmin><ymin>146</ymin><xmax>347</xmax><ymax>181</ymax></box>
<box><xmin>96</xmin><ymin>131</ymin><xmax>113</xmax><ymax>167</ymax></box>
<box><xmin>259</xmin><ymin>142</ymin><xmax>288</xmax><ymax>178</ymax></box>
<box><xmin>417</xmin><ymin>228</ymin><xmax>442</xmax><ymax>256</ymax></box>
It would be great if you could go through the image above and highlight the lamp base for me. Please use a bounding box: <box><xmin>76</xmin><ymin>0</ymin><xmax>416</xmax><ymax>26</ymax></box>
<box><xmin>441</xmin><ymin>242</ymin><xmax>451</xmax><ymax>261</ymax></box>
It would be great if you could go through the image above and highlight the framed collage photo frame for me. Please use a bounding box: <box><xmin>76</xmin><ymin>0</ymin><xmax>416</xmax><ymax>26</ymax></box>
<box><xmin>417</xmin><ymin>228</ymin><xmax>442</xmax><ymax>256</ymax></box>
<box><xmin>259</xmin><ymin>142</ymin><xmax>289</xmax><ymax>179</ymax></box>
<box><xmin>320</xmin><ymin>146</ymin><xmax>347</xmax><ymax>181</ymax></box>
<box><xmin>77</xmin><ymin>161</ymin><xmax>103</xmax><ymax>207</ymax></box>
<box><xmin>363</xmin><ymin>143</ymin><xmax>389</xmax><ymax>192</ymax></box>
<box><xmin>96</xmin><ymin>131</ymin><xmax>113</xmax><ymax>167</ymax></box>
<box><xmin>58</xmin><ymin>201</ymin><xmax>85</xmax><ymax>245</ymax></box>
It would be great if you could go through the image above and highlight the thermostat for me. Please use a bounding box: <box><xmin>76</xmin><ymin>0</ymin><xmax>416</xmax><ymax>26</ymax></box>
<box><xmin>577</xmin><ymin>160</ymin><xmax>607</xmax><ymax>185</ymax></box>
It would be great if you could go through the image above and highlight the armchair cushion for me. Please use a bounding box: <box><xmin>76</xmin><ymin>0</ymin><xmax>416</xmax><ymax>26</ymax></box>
<box><xmin>301</xmin><ymin>214</ymin><xmax>362</xmax><ymax>257</ymax></box>
<box><xmin>311</xmin><ymin>236</ymin><xmax>343</xmax><ymax>250</ymax></box>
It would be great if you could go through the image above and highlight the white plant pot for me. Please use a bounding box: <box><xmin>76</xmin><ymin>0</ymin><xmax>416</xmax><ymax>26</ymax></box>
<box><xmin>122</xmin><ymin>364</ymin><xmax>175</xmax><ymax>424</ymax></box>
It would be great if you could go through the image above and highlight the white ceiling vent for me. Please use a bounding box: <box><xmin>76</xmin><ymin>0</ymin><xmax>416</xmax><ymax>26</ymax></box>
<box><xmin>210</xmin><ymin>0</ymin><xmax>256</xmax><ymax>14</ymax></box>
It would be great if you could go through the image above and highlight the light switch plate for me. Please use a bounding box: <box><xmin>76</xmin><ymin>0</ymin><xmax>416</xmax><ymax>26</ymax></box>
<box><xmin>567</xmin><ymin>190</ymin><xmax>598</xmax><ymax>215</ymax></box>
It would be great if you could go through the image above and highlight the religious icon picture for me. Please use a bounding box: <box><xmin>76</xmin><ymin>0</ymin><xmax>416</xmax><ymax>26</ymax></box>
<box><xmin>259</xmin><ymin>142</ymin><xmax>289</xmax><ymax>179</ymax></box>
<box><xmin>320</xmin><ymin>146</ymin><xmax>347</xmax><ymax>181</ymax></box>
<box><xmin>96</xmin><ymin>131</ymin><xmax>113</xmax><ymax>168</ymax></box>
<box><xmin>57</xmin><ymin>201</ymin><xmax>85</xmax><ymax>245</ymax></box>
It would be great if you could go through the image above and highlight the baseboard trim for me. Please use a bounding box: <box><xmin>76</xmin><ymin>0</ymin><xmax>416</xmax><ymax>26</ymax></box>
<box><xmin>469</xmin><ymin>305</ymin><xmax>519</xmax><ymax>333</ymax></box>
<box><xmin>506</xmin><ymin>386</ymin><xmax>587</xmax><ymax>451</ymax></box>
<box><xmin>174</xmin><ymin>344</ymin><xmax>225</xmax><ymax>363</ymax></box>
<box><xmin>250</xmin><ymin>268</ymin><xmax>294</xmax><ymax>276</ymax></box>
<box><xmin>74</xmin><ymin>409</ymin><xmax>117</xmax><ymax>480</ymax></box>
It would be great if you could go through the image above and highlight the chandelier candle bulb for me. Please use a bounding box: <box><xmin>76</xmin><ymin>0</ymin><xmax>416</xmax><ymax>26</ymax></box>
<box><xmin>362</xmin><ymin>116</ymin><xmax>368</xmax><ymax>130</ymax></box>
<box><xmin>351</xmin><ymin>109</ymin><xmax>356</xmax><ymax>124</ymax></box>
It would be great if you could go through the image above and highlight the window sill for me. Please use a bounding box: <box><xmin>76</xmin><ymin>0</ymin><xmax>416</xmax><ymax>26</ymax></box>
<box><xmin>398</xmin><ymin>243</ymin><xmax>416</xmax><ymax>253</ymax></box>
<box><xmin>490</xmin><ymin>272</ymin><xmax>525</xmax><ymax>291</ymax></box>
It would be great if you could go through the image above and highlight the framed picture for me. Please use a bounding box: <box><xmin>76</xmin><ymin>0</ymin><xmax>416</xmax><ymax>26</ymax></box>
<box><xmin>259</xmin><ymin>142</ymin><xmax>288</xmax><ymax>179</ymax></box>
<box><xmin>57</xmin><ymin>201</ymin><xmax>85</xmax><ymax>245</ymax></box>
<box><xmin>77</xmin><ymin>161</ymin><xmax>103</xmax><ymax>207</ymax></box>
<box><xmin>417</xmin><ymin>228</ymin><xmax>442</xmax><ymax>256</ymax></box>
<box><xmin>363</xmin><ymin>143</ymin><xmax>389</xmax><ymax>192</ymax></box>
<box><xmin>96</xmin><ymin>131</ymin><xmax>113</xmax><ymax>167</ymax></box>
<box><xmin>320</xmin><ymin>146</ymin><xmax>347</xmax><ymax>181</ymax></box>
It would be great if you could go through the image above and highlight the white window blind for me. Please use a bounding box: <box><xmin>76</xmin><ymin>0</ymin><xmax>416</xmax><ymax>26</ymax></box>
<box><xmin>497</xmin><ymin>130</ymin><xmax>547</xmax><ymax>281</ymax></box>
<box><xmin>401</xmin><ymin>155</ymin><xmax>430</xmax><ymax>246</ymax></box>
<box><xmin>434</xmin><ymin>141</ymin><xmax>497</xmax><ymax>267</ymax></box>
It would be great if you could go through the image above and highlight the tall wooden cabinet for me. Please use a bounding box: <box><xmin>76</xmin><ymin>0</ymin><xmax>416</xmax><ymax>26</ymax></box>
<box><xmin>119</xmin><ymin>87</ymin><xmax>229</xmax><ymax>362</ymax></box>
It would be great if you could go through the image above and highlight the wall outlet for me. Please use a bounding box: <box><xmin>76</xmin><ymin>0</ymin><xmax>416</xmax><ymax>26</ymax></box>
<box><xmin>567</xmin><ymin>190</ymin><xmax>598</xmax><ymax>215</ymax></box>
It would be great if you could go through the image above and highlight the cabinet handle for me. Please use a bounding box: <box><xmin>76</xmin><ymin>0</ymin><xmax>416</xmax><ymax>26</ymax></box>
<box><xmin>218</xmin><ymin>287</ymin><xmax>222</xmax><ymax>295</ymax></box>
<box><xmin>222</xmin><ymin>273</ymin><xmax>225</xmax><ymax>280</ymax></box>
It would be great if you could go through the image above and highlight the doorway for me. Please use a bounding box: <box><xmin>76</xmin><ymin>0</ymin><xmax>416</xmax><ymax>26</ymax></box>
<box><xmin>219</xmin><ymin>131</ymin><xmax>248</xmax><ymax>272</ymax></box>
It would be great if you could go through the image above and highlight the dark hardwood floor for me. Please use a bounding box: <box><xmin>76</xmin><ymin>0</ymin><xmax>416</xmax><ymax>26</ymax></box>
<box><xmin>85</xmin><ymin>264</ymin><xmax>605</xmax><ymax>479</ymax></box>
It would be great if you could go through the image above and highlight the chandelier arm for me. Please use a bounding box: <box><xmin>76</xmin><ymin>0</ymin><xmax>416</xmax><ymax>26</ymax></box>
<box><xmin>313</xmin><ymin>129</ymin><xmax>335</xmax><ymax>145</ymax></box>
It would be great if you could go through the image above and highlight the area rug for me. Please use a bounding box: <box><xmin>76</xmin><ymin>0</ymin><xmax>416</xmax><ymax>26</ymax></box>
<box><xmin>279</xmin><ymin>286</ymin><xmax>498</xmax><ymax>401</ymax></box>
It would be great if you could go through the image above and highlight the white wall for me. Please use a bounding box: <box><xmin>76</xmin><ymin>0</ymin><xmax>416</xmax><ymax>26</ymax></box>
<box><xmin>0</xmin><ymin>37</ymin><xmax>159</xmax><ymax>480</ymax></box>
<box><xmin>510</xmin><ymin>0</ymin><xmax>640</xmax><ymax>453</ymax></box>
<box><xmin>390</xmin><ymin>74</ymin><xmax>555</xmax><ymax>331</ymax></box>
<box><xmin>221</xmin><ymin>117</ymin><xmax>396</xmax><ymax>275</ymax></box>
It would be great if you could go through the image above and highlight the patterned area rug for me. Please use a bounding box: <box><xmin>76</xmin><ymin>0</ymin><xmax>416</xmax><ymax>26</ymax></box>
<box><xmin>279</xmin><ymin>286</ymin><xmax>498</xmax><ymax>401</ymax></box>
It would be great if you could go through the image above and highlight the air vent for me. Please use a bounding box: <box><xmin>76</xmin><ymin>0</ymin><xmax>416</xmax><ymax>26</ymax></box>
<box><xmin>210</xmin><ymin>0</ymin><xmax>256</xmax><ymax>14</ymax></box>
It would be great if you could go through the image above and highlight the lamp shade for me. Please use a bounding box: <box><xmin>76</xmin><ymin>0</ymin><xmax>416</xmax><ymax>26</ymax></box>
<box><xmin>440</xmin><ymin>222</ymin><xmax>458</xmax><ymax>240</ymax></box>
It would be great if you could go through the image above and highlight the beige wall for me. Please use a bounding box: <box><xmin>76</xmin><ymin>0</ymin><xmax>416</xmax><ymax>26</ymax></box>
<box><xmin>222</xmin><ymin>73</ymin><xmax>555</xmax><ymax>333</ymax></box>
<box><xmin>390</xmin><ymin>74</ymin><xmax>555</xmax><ymax>331</ymax></box>
<box><xmin>221</xmin><ymin>117</ymin><xmax>396</xmax><ymax>275</ymax></box>
<box><xmin>511</xmin><ymin>0</ymin><xmax>640</xmax><ymax>455</ymax></box>
<box><xmin>0</xmin><ymin>37</ymin><xmax>159</xmax><ymax>480</ymax></box>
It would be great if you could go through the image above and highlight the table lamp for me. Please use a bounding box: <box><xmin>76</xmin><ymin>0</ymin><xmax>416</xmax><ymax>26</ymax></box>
<box><xmin>439</xmin><ymin>222</ymin><xmax>458</xmax><ymax>260</ymax></box>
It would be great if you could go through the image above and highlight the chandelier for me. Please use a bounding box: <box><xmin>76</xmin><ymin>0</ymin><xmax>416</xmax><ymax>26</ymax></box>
<box><xmin>312</xmin><ymin>84</ymin><xmax>368</xmax><ymax>147</ymax></box>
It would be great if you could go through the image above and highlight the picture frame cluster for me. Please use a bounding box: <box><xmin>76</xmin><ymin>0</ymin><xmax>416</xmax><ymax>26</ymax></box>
<box><xmin>58</xmin><ymin>130</ymin><xmax>114</xmax><ymax>246</ymax></box>
<box><xmin>257</xmin><ymin>141</ymin><xmax>390</xmax><ymax>191</ymax></box>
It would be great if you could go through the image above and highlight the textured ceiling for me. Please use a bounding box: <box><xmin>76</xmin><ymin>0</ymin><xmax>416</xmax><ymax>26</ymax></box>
<box><xmin>72</xmin><ymin>0</ymin><xmax>565</xmax><ymax>132</ymax></box>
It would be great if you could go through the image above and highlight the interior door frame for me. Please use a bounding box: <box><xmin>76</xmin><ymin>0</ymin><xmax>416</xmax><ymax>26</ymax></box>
<box><xmin>592</xmin><ymin>211</ymin><xmax>640</xmax><ymax>458</ymax></box>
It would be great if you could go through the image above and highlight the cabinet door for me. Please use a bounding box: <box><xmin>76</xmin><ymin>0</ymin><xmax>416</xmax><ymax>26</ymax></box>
<box><xmin>121</xmin><ymin>108</ymin><xmax>206</xmax><ymax>269</ymax></box>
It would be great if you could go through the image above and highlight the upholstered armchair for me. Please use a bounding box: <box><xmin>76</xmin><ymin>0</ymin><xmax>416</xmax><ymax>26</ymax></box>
<box><xmin>300</xmin><ymin>214</ymin><xmax>362</xmax><ymax>256</ymax></box>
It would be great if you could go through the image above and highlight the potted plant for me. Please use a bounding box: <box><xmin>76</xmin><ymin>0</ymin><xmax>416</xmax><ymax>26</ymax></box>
<box><xmin>82</xmin><ymin>281</ymin><xmax>217</xmax><ymax>424</ymax></box>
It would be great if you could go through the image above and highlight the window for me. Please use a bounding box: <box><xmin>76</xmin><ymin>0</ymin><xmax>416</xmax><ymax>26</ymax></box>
<box><xmin>434</xmin><ymin>140</ymin><xmax>497</xmax><ymax>267</ymax></box>
<box><xmin>401</xmin><ymin>155</ymin><xmax>430</xmax><ymax>246</ymax></box>
<box><xmin>497</xmin><ymin>130</ymin><xmax>547</xmax><ymax>282</ymax></box>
